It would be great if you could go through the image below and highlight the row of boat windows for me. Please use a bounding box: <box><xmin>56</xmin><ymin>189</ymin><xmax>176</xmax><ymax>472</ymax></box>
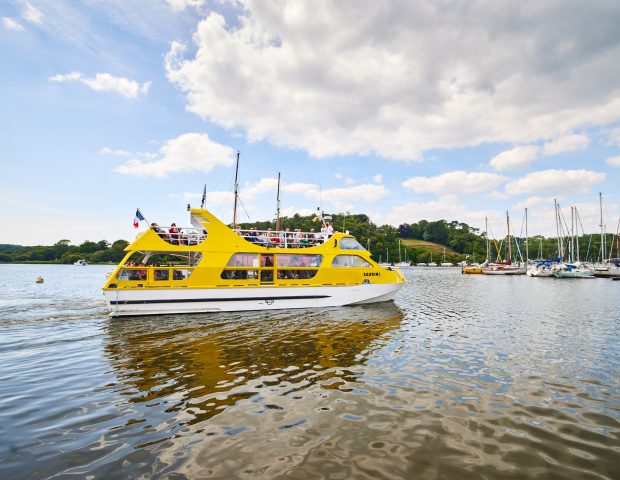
<box><xmin>116</xmin><ymin>254</ymin><xmax>373</xmax><ymax>282</ymax></box>
<box><xmin>226</xmin><ymin>253</ymin><xmax>371</xmax><ymax>268</ymax></box>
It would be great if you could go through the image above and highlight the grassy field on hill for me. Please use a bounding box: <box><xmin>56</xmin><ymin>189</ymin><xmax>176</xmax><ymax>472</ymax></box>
<box><xmin>400</xmin><ymin>239</ymin><xmax>458</xmax><ymax>255</ymax></box>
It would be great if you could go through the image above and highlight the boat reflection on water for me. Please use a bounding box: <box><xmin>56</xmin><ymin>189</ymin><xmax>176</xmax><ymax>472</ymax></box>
<box><xmin>102</xmin><ymin>304</ymin><xmax>403</xmax><ymax>476</ymax></box>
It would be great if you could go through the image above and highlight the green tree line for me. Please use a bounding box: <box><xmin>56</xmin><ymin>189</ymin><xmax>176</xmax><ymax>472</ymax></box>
<box><xmin>0</xmin><ymin>239</ymin><xmax>129</xmax><ymax>264</ymax></box>
<box><xmin>2</xmin><ymin>214</ymin><xmax>615</xmax><ymax>265</ymax></box>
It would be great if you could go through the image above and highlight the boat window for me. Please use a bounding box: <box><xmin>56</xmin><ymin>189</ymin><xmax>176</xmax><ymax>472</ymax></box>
<box><xmin>154</xmin><ymin>269</ymin><xmax>169</xmax><ymax>281</ymax></box>
<box><xmin>339</xmin><ymin>237</ymin><xmax>365</xmax><ymax>250</ymax></box>
<box><xmin>221</xmin><ymin>269</ymin><xmax>259</xmax><ymax>280</ymax></box>
<box><xmin>277</xmin><ymin>270</ymin><xmax>318</xmax><ymax>280</ymax></box>
<box><xmin>227</xmin><ymin>253</ymin><xmax>259</xmax><ymax>267</ymax></box>
<box><xmin>276</xmin><ymin>254</ymin><xmax>322</xmax><ymax>267</ymax></box>
<box><xmin>173</xmin><ymin>269</ymin><xmax>193</xmax><ymax>280</ymax></box>
<box><xmin>117</xmin><ymin>268</ymin><xmax>147</xmax><ymax>280</ymax></box>
<box><xmin>332</xmin><ymin>255</ymin><xmax>372</xmax><ymax>268</ymax></box>
<box><xmin>261</xmin><ymin>254</ymin><xmax>274</xmax><ymax>267</ymax></box>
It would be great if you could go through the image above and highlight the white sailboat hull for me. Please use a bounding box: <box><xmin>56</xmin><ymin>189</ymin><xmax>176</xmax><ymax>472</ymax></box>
<box><xmin>104</xmin><ymin>282</ymin><xmax>404</xmax><ymax>317</ymax></box>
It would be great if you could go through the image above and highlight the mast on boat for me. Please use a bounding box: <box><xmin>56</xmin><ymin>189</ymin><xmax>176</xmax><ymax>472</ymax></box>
<box><xmin>275</xmin><ymin>172</ymin><xmax>281</xmax><ymax>231</ymax></box>
<box><xmin>599</xmin><ymin>192</ymin><xmax>605</xmax><ymax>263</ymax></box>
<box><xmin>485</xmin><ymin>217</ymin><xmax>489</xmax><ymax>262</ymax></box>
<box><xmin>554</xmin><ymin>198</ymin><xmax>561</xmax><ymax>259</ymax></box>
<box><xmin>525</xmin><ymin>207</ymin><xmax>529</xmax><ymax>264</ymax></box>
<box><xmin>506</xmin><ymin>211</ymin><xmax>512</xmax><ymax>264</ymax></box>
<box><xmin>232</xmin><ymin>151</ymin><xmax>240</xmax><ymax>230</ymax></box>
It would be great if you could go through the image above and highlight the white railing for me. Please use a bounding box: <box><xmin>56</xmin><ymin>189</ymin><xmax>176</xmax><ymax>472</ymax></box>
<box><xmin>236</xmin><ymin>229</ymin><xmax>330</xmax><ymax>248</ymax></box>
<box><xmin>151</xmin><ymin>226</ymin><xmax>207</xmax><ymax>246</ymax></box>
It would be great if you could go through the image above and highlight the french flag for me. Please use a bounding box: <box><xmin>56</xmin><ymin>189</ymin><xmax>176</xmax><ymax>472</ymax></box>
<box><xmin>133</xmin><ymin>209</ymin><xmax>145</xmax><ymax>228</ymax></box>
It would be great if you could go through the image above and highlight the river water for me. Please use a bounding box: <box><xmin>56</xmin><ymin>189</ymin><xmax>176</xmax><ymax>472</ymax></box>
<box><xmin>1</xmin><ymin>264</ymin><xmax>618</xmax><ymax>479</ymax></box>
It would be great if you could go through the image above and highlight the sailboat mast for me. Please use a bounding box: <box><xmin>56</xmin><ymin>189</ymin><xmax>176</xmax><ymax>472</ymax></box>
<box><xmin>275</xmin><ymin>172</ymin><xmax>281</xmax><ymax>231</ymax></box>
<box><xmin>525</xmin><ymin>207</ymin><xmax>529</xmax><ymax>264</ymax></box>
<box><xmin>599</xmin><ymin>192</ymin><xmax>605</xmax><ymax>263</ymax></box>
<box><xmin>554</xmin><ymin>199</ymin><xmax>561</xmax><ymax>259</ymax></box>
<box><xmin>398</xmin><ymin>239</ymin><xmax>402</xmax><ymax>263</ymax></box>
<box><xmin>506</xmin><ymin>211</ymin><xmax>512</xmax><ymax>264</ymax></box>
<box><xmin>232</xmin><ymin>151</ymin><xmax>240</xmax><ymax>230</ymax></box>
<box><xmin>485</xmin><ymin>217</ymin><xmax>489</xmax><ymax>262</ymax></box>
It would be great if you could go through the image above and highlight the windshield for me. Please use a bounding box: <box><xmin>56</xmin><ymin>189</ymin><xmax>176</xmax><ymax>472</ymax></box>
<box><xmin>339</xmin><ymin>237</ymin><xmax>366</xmax><ymax>250</ymax></box>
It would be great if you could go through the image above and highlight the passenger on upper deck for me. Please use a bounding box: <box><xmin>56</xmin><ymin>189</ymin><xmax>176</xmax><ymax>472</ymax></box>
<box><xmin>326</xmin><ymin>222</ymin><xmax>334</xmax><ymax>237</ymax></box>
<box><xmin>151</xmin><ymin>223</ymin><xmax>165</xmax><ymax>240</ymax></box>
<box><xmin>169</xmin><ymin>223</ymin><xmax>181</xmax><ymax>244</ymax></box>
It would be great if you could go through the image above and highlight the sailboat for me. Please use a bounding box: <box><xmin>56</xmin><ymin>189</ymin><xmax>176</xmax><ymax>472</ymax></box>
<box><xmin>395</xmin><ymin>239</ymin><xmax>410</xmax><ymax>268</ymax></box>
<box><xmin>440</xmin><ymin>247</ymin><xmax>452</xmax><ymax>266</ymax></box>
<box><xmin>554</xmin><ymin>205</ymin><xmax>594</xmax><ymax>278</ymax></box>
<box><xmin>592</xmin><ymin>193</ymin><xmax>620</xmax><ymax>278</ymax></box>
<box><xmin>482</xmin><ymin>212</ymin><xmax>526</xmax><ymax>275</ymax></box>
<box><xmin>463</xmin><ymin>217</ymin><xmax>487</xmax><ymax>274</ymax></box>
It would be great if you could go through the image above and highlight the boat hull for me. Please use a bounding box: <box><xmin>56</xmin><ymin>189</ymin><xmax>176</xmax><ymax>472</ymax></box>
<box><xmin>104</xmin><ymin>282</ymin><xmax>404</xmax><ymax>317</ymax></box>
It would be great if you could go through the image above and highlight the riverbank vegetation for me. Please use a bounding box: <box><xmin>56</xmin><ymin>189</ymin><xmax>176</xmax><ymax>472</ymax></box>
<box><xmin>2</xmin><ymin>212</ymin><xmax>615</xmax><ymax>265</ymax></box>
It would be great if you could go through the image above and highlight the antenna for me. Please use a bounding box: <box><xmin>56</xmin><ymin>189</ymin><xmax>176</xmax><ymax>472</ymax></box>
<box><xmin>275</xmin><ymin>172</ymin><xmax>281</xmax><ymax>231</ymax></box>
<box><xmin>232</xmin><ymin>151</ymin><xmax>240</xmax><ymax>229</ymax></box>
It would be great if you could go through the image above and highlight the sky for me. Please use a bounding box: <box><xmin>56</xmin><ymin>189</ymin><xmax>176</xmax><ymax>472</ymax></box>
<box><xmin>1</xmin><ymin>0</ymin><xmax>620</xmax><ymax>246</ymax></box>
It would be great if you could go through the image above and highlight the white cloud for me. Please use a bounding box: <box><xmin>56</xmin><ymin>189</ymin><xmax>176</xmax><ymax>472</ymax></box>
<box><xmin>165</xmin><ymin>3</ymin><xmax>620</xmax><ymax>160</ymax></box>
<box><xmin>608</xmin><ymin>128</ymin><xmax>620</xmax><ymax>147</ymax></box>
<box><xmin>490</xmin><ymin>145</ymin><xmax>539</xmax><ymax>171</ymax></box>
<box><xmin>373</xmin><ymin>174</ymin><xmax>383</xmax><ymax>183</ymax></box>
<box><xmin>98</xmin><ymin>147</ymin><xmax>131</xmax><ymax>157</ymax></box>
<box><xmin>50</xmin><ymin>72</ymin><xmax>151</xmax><ymax>98</ymax></box>
<box><xmin>606</xmin><ymin>155</ymin><xmax>620</xmax><ymax>167</ymax></box>
<box><xmin>542</xmin><ymin>134</ymin><xmax>590</xmax><ymax>156</ymax></box>
<box><xmin>167</xmin><ymin>0</ymin><xmax>204</xmax><ymax>12</ymax></box>
<box><xmin>2</xmin><ymin>17</ymin><xmax>24</xmax><ymax>31</ymax></box>
<box><xmin>115</xmin><ymin>133</ymin><xmax>235</xmax><ymax>177</ymax></box>
<box><xmin>504</xmin><ymin>169</ymin><xmax>606</xmax><ymax>196</ymax></box>
<box><xmin>402</xmin><ymin>171</ymin><xmax>507</xmax><ymax>194</ymax></box>
<box><xmin>22</xmin><ymin>1</ymin><xmax>43</xmax><ymax>25</ymax></box>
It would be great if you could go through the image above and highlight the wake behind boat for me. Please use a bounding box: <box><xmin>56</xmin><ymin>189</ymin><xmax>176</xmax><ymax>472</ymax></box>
<box><xmin>102</xmin><ymin>207</ymin><xmax>405</xmax><ymax>317</ymax></box>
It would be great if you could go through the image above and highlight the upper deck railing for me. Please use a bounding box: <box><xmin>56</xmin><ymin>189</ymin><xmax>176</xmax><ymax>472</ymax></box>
<box><xmin>236</xmin><ymin>228</ymin><xmax>330</xmax><ymax>248</ymax></box>
<box><xmin>151</xmin><ymin>226</ymin><xmax>207</xmax><ymax>246</ymax></box>
<box><xmin>150</xmin><ymin>225</ymin><xmax>332</xmax><ymax>249</ymax></box>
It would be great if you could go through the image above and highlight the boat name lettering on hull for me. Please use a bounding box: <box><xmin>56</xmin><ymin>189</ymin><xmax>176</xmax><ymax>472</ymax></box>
<box><xmin>364</xmin><ymin>272</ymin><xmax>381</xmax><ymax>277</ymax></box>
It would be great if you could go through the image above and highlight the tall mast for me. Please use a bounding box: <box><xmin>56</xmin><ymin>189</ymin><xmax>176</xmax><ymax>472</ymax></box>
<box><xmin>399</xmin><ymin>239</ymin><xmax>402</xmax><ymax>262</ymax></box>
<box><xmin>232</xmin><ymin>151</ymin><xmax>240</xmax><ymax>230</ymax></box>
<box><xmin>575</xmin><ymin>206</ymin><xmax>580</xmax><ymax>263</ymax></box>
<box><xmin>275</xmin><ymin>172</ymin><xmax>281</xmax><ymax>231</ymax></box>
<box><xmin>554</xmin><ymin>199</ymin><xmax>561</xmax><ymax>259</ymax></box>
<box><xmin>525</xmin><ymin>207</ymin><xmax>529</xmax><ymax>264</ymax></box>
<box><xmin>570</xmin><ymin>206</ymin><xmax>575</xmax><ymax>263</ymax></box>
<box><xmin>506</xmin><ymin>211</ymin><xmax>512</xmax><ymax>264</ymax></box>
<box><xmin>599</xmin><ymin>192</ymin><xmax>605</xmax><ymax>263</ymax></box>
<box><xmin>485</xmin><ymin>217</ymin><xmax>489</xmax><ymax>262</ymax></box>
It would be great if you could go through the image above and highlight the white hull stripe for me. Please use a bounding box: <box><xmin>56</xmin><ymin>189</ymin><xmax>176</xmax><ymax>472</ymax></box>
<box><xmin>111</xmin><ymin>294</ymin><xmax>331</xmax><ymax>305</ymax></box>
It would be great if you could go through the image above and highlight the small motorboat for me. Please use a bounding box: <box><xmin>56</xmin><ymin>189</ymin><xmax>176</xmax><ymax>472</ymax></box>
<box><xmin>36</xmin><ymin>277</ymin><xmax>44</xmax><ymax>283</ymax></box>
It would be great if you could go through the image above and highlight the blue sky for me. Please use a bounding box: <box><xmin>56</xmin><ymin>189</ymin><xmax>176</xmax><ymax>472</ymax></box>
<box><xmin>1</xmin><ymin>0</ymin><xmax>620</xmax><ymax>245</ymax></box>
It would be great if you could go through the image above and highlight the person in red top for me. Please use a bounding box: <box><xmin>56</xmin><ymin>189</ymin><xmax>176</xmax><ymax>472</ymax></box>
<box><xmin>168</xmin><ymin>223</ymin><xmax>180</xmax><ymax>245</ymax></box>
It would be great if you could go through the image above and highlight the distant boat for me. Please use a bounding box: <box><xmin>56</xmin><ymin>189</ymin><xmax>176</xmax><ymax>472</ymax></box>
<box><xmin>462</xmin><ymin>263</ymin><xmax>483</xmax><ymax>274</ymax></box>
<box><xmin>554</xmin><ymin>262</ymin><xmax>595</xmax><ymax>279</ymax></box>
<box><xmin>440</xmin><ymin>247</ymin><xmax>452</xmax><ymax>266</ymax></box>
<box><xmin>36</xmin><ymin>276</ymin><xmax>44</xmax><ymax>283</ymax></box>
<box><xmin>593</xmin><ymin>258</ymin><xmax>620</xmax><ymax>278</ymax></box>
<box><xmin>482</xmin><ymin>212</ymin><xmax>526</xmax><ymax>275</ymax></box>
<box><xmin>395</xmin><ymin>240</ymin><xmax>410</xmax><ymax>267</ymax></box>
<box><xmin>74</xmin><ymin>259</ymin><xmax>88</xmax><ymax>266</ymax></box>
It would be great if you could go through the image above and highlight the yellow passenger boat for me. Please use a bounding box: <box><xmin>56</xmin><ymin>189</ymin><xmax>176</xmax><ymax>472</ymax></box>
<box><xmin>102</xmin><ymin>207</ymin><xmax>405</xmax><ymax>316</ymax></box>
